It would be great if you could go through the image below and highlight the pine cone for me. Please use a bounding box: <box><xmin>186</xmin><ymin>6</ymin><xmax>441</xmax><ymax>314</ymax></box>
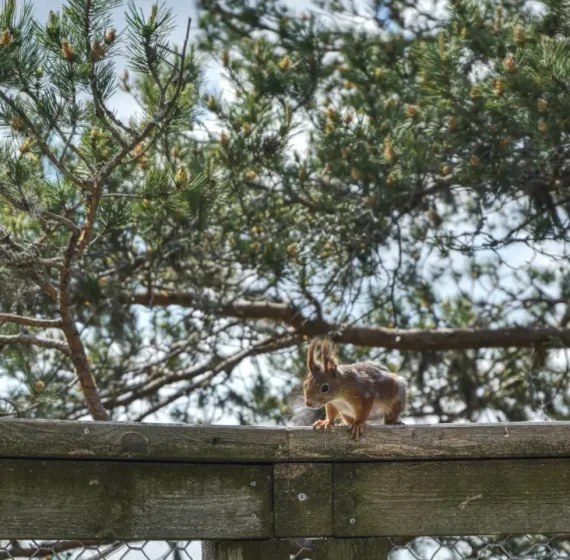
<box><xmin>261</xmin><ymin>135</ymin><xmax>280</xmax><ymax>157</ymax></box>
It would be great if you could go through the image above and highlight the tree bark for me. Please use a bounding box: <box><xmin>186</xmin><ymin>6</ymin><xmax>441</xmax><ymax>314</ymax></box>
<box><xmin>61</xmin><ymin>232</ymin><xmax>109</xmax><ymax>421</ymax></box>
<box><xmin>133</xmin><ymin>291</ymin><xmax>570</xmax><ymax>351</ymax></box>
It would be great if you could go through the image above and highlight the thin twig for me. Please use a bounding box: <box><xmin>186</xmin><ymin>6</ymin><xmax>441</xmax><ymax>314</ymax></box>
<box><xmin>0</xmin><ymin>313</ymin><xmax>62</xmax><ymax>328</ymax></box>
<box><xmin>100</xmin><ymin>333</ymin><xmax>298</xmax><ymax>412</ymax></box>
<box><xmin>133</xmin><ymin>333</ymin><xmax>298</xmax><ymax>421</ymax></box>
<box><xmin>41</xmin><ymin>211</ymin><xmax>80</xmax><ymax>233</ymax></box>
<box><xmin>0</xmin><ymin>334</ymin><xmax>70</xmax><ymax>356</ymax></box>
<box><xmin>99</xmin><ymin>18</ymin><xmax>192</xmax><ymax>183</ymax></box>
<box><xmin>0</xmin><ymin>90</ymin><xmax>93</xmax><ymax>193</ymax></box>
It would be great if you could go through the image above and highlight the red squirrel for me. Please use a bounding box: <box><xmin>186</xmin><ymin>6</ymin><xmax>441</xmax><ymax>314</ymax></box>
<box><xmin>301</xmin><ymin>338</ymin><xmax>407</xmax><ymax>440</ymax></box>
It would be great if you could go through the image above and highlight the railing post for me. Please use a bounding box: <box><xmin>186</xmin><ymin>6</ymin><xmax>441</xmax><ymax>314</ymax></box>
<box><xmin>202</xmin><ymin>540</ymin><xmax>290</xmax><ymax>560</ymax></box>
<box><xmin>313</xmin><ymin>537</ymin><xmax>389</xmax><ymax>559</ymax></box>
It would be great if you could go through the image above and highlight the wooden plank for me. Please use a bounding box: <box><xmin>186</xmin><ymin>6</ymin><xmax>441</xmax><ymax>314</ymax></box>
<box><xmin>202</xmin><ymin>540</ymin><xmax>290</xmax><ymax>560</ymax></box>
<box><xmin>274</xmin><ymin>463</ymin><xmax>333</xmax><ymax>537</ymax></box>
<box><xmin>288</xmin><ymin>422</ymin><xmax>570</xmax><ymax>461</ymax></box>
<box><xmin>313</xmin><ymin>538</ymin><xmax>387</xmax><ymax>559</ymax></box>
<box><xmin>0</xmin><ymin>459</ymin><xmax>272</xmax><ymax>540</ymax></box>
<box><xmin>5</xmin><ymin>420</ymin><xmax>570</xmax><ymax>463</ymax></box>
<box><xmin>4</xmin><ymin>420</ymin><xmax>570</xmax><ymax>463</ymax></box>
<box><xmin>334</xmin><ymin>459</ymin><xmax>570</xmax><ymax>536</ymax></box>
<box><xmin>0</xmin><ymin>419</ymin><xmax>287</xmax><ymax>463</ymax></box>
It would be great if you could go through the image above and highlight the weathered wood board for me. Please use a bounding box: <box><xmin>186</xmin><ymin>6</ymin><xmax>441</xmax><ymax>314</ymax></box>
<box><xmin>313</xmin><ymin>537</ymin><xmax>388</xmax><ymax>559</ymax></box>
<box><xmin>202</xmin><ymin>540</ymin><xmax>290</xmax><ymax>560</ymax></box>
<box><xmin>274</xmin><ymin>463</ymin><xmax>333</xmax><ymax>537</ymax></box>
<box><xmin>288</xmin><ymin>422</ymin><xmax>570</xmax><ymax>461</ymax></box>
<box><xmin>3</xmin><ymin>419</ymin><xmax>570</xmax><ymax>462</ymax></box>
<box><xmin>334</xmin><ymin>459</ymin><xmax>570</xmax><ymax>536</ymax></box>
<box><xmin>0</xmin><ymin>419</ymin><xmax>288</xmax><ymax>462</ymax></box>
<box><xmin>0</xmin><ymin>459</ymin><xmax>272</xmax><ymax>540</ymax></box>
<box><xmin>3</xmin><ymin>419</ymin><xmax>570</xmax><ymax>542</ymax></box>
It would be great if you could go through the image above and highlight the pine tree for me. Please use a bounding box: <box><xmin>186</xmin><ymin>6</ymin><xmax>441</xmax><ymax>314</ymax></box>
<box><xmin>2</xmin><ymin>0</ymin><xmax>570</xmax><ymax>426</ymax></box>
<box><xmin>0</xmin><ymin>0</ymin><xmax>199</xmax><ymax>420</ymax></box>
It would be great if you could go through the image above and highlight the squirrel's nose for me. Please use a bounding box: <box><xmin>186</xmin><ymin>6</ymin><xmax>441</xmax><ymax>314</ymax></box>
<box><xmin>305</xmin><ymin>399</ymin><xmax>313</xmax><ymax>408</ymax></box>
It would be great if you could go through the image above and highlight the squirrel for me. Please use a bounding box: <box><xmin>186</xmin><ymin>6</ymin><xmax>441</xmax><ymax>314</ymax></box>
<box><xmin>289</xmin><ymin>338</ymin><xmax>407</xmax><ymax>440</ymax></box>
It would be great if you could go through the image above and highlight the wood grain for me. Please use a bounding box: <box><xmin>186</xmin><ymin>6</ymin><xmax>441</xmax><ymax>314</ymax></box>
<box><xmin>288</xmin><ymin>421</ymin><xmax>570</xmax><ymax>461</ymax></box>
<box><xmin>0</xmin><ymin>419</ymin><xmax>287</xmax><ymax>462</ymax></box>
<box><xmin>202</xmin><ymin>540</ymin><xmax>290</xmax><ymax>560</ymax></box>
<box><xmin>334</xmin><ymin>459</ymin><xmax>570</xmax><ymax>536</ymax></box>
<box><xmin>3</xmin><ymin>420</ymin><xmax>570</xmax><ymax>462</ymax></box>
<box><xmin>4</xmin><ymin>420</ymin><xmax>570</xmax><ymax>462</ymax></box>
<box><xmin>274</xmin><ymin>463</ymin><xmax>333</xmax><ymax>537</ymax></box>
<box><xmin>0</xmin><ymin>459</ymin><xmax>272</xmax><ymax>540</ymax></box>
<box><xmin>313</xmin><ymin>538</ymin><xmax>387</xmax><ymax>559</ymax></box>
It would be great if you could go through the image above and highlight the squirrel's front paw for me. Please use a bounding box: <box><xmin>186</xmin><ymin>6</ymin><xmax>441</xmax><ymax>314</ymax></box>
<box><xmin>312</xmin><ymin>419</ymin><xmax>334</xmax><ymax>431</ymax></box>
<box><xmin>348</xmin><ymin>422</ymin><xmax>366</xmax><ymax>441</ymax></box>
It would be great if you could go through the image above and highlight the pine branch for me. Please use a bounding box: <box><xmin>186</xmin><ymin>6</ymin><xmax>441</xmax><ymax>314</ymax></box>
<box><xmin>0</xmin><ymin>225</ymin><xmax>60</xmax><ymax>300</ymax></box>
<box><xmin>14</xmin><ymin>83</ymin><xmax>94</xmax><ymax>173</ymax></box>
<box><xmin>41</xmin><ymin>211</ymin><xmax>80</xmax><ymax>233</ymax></box>
<box><xmin>31</xmin><ymin>274</ymin><xmax>59</xmax><ymax>303</ymax></box>
<box><xmin>59</xmin><ymin>230</ymin><xmax>109</xmax><ymax>421</ymax></box>
<box><xmin>0</xmin><ymin>189</ymin><xmax>79</xmax><ymax>234</ymax></box>
<box><xmin>131</xmin><ymin>292</ymin><xmax>570</xmax><ymax>351</ymax></box>
<box><xmin>0</xmin><ymin>334</ymin><xmax>70</xmax><ymax>356</ymax></box>
<box><xmin>0</xmin><ymin>313</ymin><xmax>62</xmax><ymax>328</ymax></box>
<box><xmin>75</xmin><ymin>189</ymin><xmax>102</xmax><ymax>258</ymax></box>
<box><xmin>0</xmin><ymin>90</ymin><xmax>94</xmax><ymax>193</ymax></box>
<box><xmin>83</xmin><ymin>0</ymin><xmax>129</xmax><ymax>149</ymax></box>
<box><xmin>99</xmin><ymin>18</ymin><xmax>192</xmax><ymax>183</ymax></box>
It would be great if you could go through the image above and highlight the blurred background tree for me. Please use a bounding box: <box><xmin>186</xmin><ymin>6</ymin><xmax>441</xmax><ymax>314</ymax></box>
<box><xmin>2</xmin><ymin>0</ymin><xmax>570</xmax><ymax>425</ymax></box>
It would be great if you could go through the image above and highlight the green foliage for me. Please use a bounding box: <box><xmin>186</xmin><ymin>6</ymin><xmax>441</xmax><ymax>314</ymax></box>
<box><xmin>2</xmin><ymin>0</ymin><xmax>570</xmax><ymax>426</ymax></box>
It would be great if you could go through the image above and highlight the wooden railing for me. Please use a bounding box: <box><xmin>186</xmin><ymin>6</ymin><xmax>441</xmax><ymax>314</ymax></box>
<box><xmin>1</xmin><ymin>419</ymin><xmax>570</xmax><ymax>559</ymax></box>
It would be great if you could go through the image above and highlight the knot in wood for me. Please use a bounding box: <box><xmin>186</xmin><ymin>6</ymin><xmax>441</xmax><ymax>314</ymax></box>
<box><xmin>119</xmin><ymin>432</ymin><xmax>148</xmax><ymax>454</ymax></box>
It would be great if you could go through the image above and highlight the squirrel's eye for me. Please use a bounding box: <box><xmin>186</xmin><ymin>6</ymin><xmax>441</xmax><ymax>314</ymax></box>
<box><xmin>321</xmin><ymin>384</ymin><xmax>329</xmax><ymax>393</ymax></box>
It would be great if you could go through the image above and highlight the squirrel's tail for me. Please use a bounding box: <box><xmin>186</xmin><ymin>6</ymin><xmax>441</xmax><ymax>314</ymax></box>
<box><xmin>396</xmin><ymin>375</ymin><xmax>408</xmax><ymax>414</ymax></box>
<box><xmin>287</xmin><ymin>394</ymin><xmax>325</xmax><ymax>426</ymax></box>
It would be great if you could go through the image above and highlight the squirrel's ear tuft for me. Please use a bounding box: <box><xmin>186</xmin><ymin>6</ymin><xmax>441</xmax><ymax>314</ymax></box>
<box><xmin>307</xmin><ymin>338</ymin><xmax>322</xmax><ymax>374</ymax></box>
<box><xmin>322</xmin><ymin>339</ymin><xmax>338</xmax><ymax>374</ymax></box>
